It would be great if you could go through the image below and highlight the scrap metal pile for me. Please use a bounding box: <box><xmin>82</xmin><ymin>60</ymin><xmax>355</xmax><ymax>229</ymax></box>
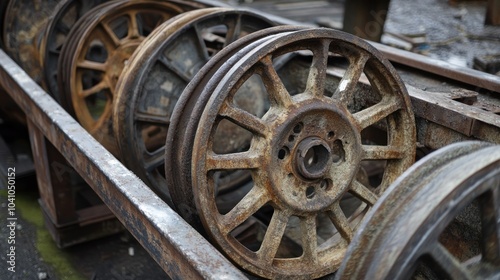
<box><xmin>1</xmin><ymin>0</ymin><xmax>499</xmax><ymax>279</ymax></box>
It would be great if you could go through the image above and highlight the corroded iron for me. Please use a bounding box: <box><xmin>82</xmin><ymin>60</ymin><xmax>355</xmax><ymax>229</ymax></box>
<box><xmin>336</xmin><ymin>141</ymin><xmax>500</xmax><ymax>279</ymax></box>
<box><xmin>164</xmin><ymin>26</ymin><xmax>306</xmax><ymax>231</ymax></box>
<box><xmin>186</xmin><ymin>28</ymin><xmax>416</xmax><ymax>278</ymax></box>
<box><xmin>2</xmin><ymin>0</ymin><xmax>59</xmax><ymax>85</ymax></box>
<box><xmin>39</xmin><ymin>0</ymin><xmax>110</xmax><ymax>100</ymax></box>
<box><xmin>57</xmin><ymin>0</ymin><xmax>196</xmax><ymax>157</ymax></box>
<box><xmin>0</xmin><ymin>48</ymin><xmax>247</xmax><ymax>280</ymax></box>
<box><xmin>113</xmin><ymin>7</ymin><xmax>275</xmax><ymax>205</ymax></box>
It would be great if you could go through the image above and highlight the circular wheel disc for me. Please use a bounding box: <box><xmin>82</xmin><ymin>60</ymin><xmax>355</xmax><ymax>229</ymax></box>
<box><xmin>57</xmin><ymin>0</ymin><xmax>194</xmax><ymax>157</ymax></box>
<box><xmin>190</xmin><ymin>28</ymin><xmax>416</xmax><ymax>278</ymax></box>
<box><xmin>113</xmin><ymin>8</ymin><xmax>277</xmax><ymax>204</ymax></box>
<box><xmin>164</xmin><ymin>25</ymin><xmax>306</xmax><ymax>227</ymax></box>
<box><xmin>3</xmin><ymin>0</ymin><xmax>59</xmax><ymax>84</ymax></box>
<box><xmin>40</xmin><ymin>0</ymin><xmax>111</xmax><ymax>100</ymax></box>
<box><xmin>336</xmin><ymin>141</ymin><xmax>500</xmax><ymax>279</ymax></box>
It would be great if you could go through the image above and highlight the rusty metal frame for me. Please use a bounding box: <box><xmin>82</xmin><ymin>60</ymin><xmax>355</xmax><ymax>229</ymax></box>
<box><xmin>0</xmin><ymin>49</ymin><xmax>247</xmax><ymax>279</ymax></box>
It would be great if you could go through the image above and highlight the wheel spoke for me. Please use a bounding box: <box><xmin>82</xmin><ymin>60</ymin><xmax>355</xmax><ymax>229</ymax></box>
<box><xmin>362</xmin><ymin>145</ymin><xmax>405</xmax><ymax>160</ymax></box>
<box><xmin>221</xmin><ymin>186</ymin><xmax>269</xmax><ymax>234</ymax></box>
<box><xmin>257</xmin><ymin>209</ymin><xmax>290</xmax><ymax>264</ymax></box>
<box><xmin>144</xmin><ymin>146</ymin><xmax>165</xmax><ymax>172</ymax></box>
<box><xmin>192</xmin><ymin>24</ymin><xmax>211</xmax><ymax>61</ymax></box>
<box><xmin>127</xmin><ymin>12</ymin><xmax>141</xmax><ymax>39</ymax></box>
<box><xmin>134</xmin><ymin>112</ymin><xmax>169</xmax><ymax>125</ymax></box>
<box><xmin>349</xmin><ymin>180</ymin><xmax>378</xmax><ymax>206</ymax></box>
<box><xmin>157</xmin><ymin>55</ymin><xmax>192</xmax><ymax>82</ymax></box>
<box><xmin>305</xmin><ymin>39</ymin><xmax>330</xmax><ymax>98</ymax></box>
<box><xmin>220</xmin><ymin>101</ymin><xmax>270</xmax><ymax>137</ymax></box>
<box><xmin>258</xmin><ymin>55</ymin><xmax>293</xmax><ymax>108</ymax></box>
<box><xmin>99</xmin><ymin>22</ymin><xmax>121</xmax><ymax>47</ymax></box>
<box><xmin>327</xmin><ymin>202</ymin><xmax>354</xmax><ymax>242</ymax></box>
<box><xmin>333</xmin><ymin>52</ymin><xmax>370</xmax><ymax>104</ymax></box>
<box><xmin>429</xmin><ymin>243</ymin><xmax>474</xmax><ymax>279</ymax></box>
<box><xmin>55</xmin><ymin>22</ymin><xmax>71</xmax><ymax>34</ymax></box>
<box><xmin>77</xmin><ymin>60</ymin><xmax>106</xmax><ymax>72</ymax></box>
<box><xmin>224</xmin><ymin>14</ymin><xmax>242</xmax><ymax>47</ymax></box>
<box><xmin>352</xmin><ymin>98</ymin><xmax>401</xmax><ymax>131</ymax></box>
<box><xmin>80</xmin><ymin>81</ymin><xmax>109</xmax><ymax>98</ymax></box>
<box><xmin>206</xmin><ymin>151</ymin><xmax>262</xmax><ymax>171</ymax></box>
<box><xmin>300</xmin><ymin>216</ymin><xmax>318</xmax><ymax>262</ymax></box>
<box><xmin>479</xmin><ymin>187</ymin><xmax>500</xmax><ymax>263</ymax></box>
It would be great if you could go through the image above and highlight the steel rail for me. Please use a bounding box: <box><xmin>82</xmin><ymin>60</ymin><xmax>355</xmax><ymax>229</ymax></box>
<box><xmin>0</xmin><ymin>49</ymin><xmax>247</xmax><ymax>280</ymax></box>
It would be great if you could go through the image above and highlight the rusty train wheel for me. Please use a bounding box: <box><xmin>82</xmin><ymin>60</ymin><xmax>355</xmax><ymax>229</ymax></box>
<box><xmin>189</xmin><ymin>28</ymin><xmax>416</xmax><ymax>278</ymax></box>
<box><xmin>3</xmin><ymin>0</ymin><xmax>59</xmax><ymax>84</ymax></box>
<box><xmin>113</xmin><ymin>8</ymin><xmax>277</xmax><ymax>204</ymax></box>
<box><xmin>336</xmin><ymin>141</ymin><xmax>500</xmax><ymax>279</ymax></box>
<box><xmin>57</xmin><ymin>0</ymin><xmax>195</xmax><ymax>157</ymax></box>
<box><xmin>163</xmin><ymin>25</ymin><xmax>306</xmax><ymax>226</ymax></box>
<box><xmin>40</xmin><ymin>0</ymin><xmax>111</xmax><ymax>100</ymax></box>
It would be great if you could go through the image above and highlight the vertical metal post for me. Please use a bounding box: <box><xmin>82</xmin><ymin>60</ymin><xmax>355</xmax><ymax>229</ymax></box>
<box><xmin>342</xmin><ymin>0</ymin><xmax>391</xmax><ymax>42</ymax></box>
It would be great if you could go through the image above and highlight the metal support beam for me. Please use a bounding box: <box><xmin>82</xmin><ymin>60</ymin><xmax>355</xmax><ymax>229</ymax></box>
<box><xmin>0</xmin><ymin>49</ymin><xmax>246</xmax><ymax>279</ymax></box>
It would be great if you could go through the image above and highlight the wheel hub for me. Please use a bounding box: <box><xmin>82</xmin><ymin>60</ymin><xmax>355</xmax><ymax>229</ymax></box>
<box><xmin>268</xmin><ymin>99</ymin><xmax>362</xmax><ymax>213</ymax></box>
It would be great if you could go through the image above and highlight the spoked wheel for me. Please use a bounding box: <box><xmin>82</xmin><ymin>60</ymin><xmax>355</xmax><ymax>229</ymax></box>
<box><xmin>163</xmin><ymin>25</ymin><xmax>306</xmax><ymax>226</ymax></box>
<box><xmin>336</xmin><ymin>141</ymin><xmax>500</xmax><ymax>280</ymax></box>
<box><xmin>57</xmin><ymin>0</ymin><xmax>198</xmax><ymax>157</ymax></box>
<box><xmin>3</xmin><ymin>0</ymin><xmax>59</xmax><ymax>84</ymax></box>
<box><xmin>40</xmin><ymin>0</ymin><xmax>110</xmax><ymax>100</ymax></box>
<box><xmin>113</xmin><ymin>8</ymin><xmax>277</xmax><ymax>204</ymax></box>
<box><xmin>185</xmin><ymin>28</ymin><xmax>416</xmax><ymax>278</ymax></box>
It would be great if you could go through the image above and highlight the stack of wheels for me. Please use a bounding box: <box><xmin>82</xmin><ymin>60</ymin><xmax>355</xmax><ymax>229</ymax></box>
<box><xmin>56</xmin><ymin>0</ymin><xmax>204</xmax><ymax>157</ymax></box>
<box><xmin>336</xmin><ymin>141</ymin><xmax>500</xmax><ymax>279</ymax></box>
<box><xmin>113</xmin><ymin>7</ymin><xmax>278</xmax><ymax>204</ymax></box>
<box><xmin>160</xmin><ymin>27</ymin><xmax>416</xmax><ymax>278</ymax></box>
<box><xmin>2</xmin><ymin>1</ymin><xmax>423</xmax><ymax>278</ymax></box>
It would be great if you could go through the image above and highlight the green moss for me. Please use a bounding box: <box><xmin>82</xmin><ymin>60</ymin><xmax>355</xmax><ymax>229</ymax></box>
<box><xmin>1</xmin><ymin>189</ymin><xmax>85</xmax><ymax>280</ymax></box>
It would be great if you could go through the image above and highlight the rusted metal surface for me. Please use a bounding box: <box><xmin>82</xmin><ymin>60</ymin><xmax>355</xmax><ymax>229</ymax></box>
<box><xmin>57</xmin><ymin>0</ymin><xmax>199</xmax><ymax>158</ymax></box>
<box><xmin>336</xmin><ymin>141</ymin><xmax>500</xmax><ymax>279</ymax></box>
<box><xmin>183</xmin><ymin>27</ymin><xmax>415</xmax><ymax>278</ymax></box>
<box><xmin>372</xmin><ymin>41</ymin><xmax>500</xmax><ymax>93</ymax></box>
<box><xmin>165</xmin><ymin>26</ymin><xmax>306</xmax><ymax>231</ymax></box>
<box><xmin>0</xmin><ymin>49</ymin><xmax>247</xmax><ymax>279</ymax></box>
<box><xmin>113</xmin><ymin>7</ymin><xmax>275</xmax><ymax>206</ymax></box>
<box><xmin>2</xmin><ymin>0</ymin><xmax>59</xmax><ymax>85</ymax></box>
<box><xmin>40</xmin><ymin>0</ymin><xmax>110</xmax><ymax>101</ymax></box>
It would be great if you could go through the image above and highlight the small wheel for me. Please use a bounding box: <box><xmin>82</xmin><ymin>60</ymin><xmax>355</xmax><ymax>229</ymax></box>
<box><xmin>3</xmin><ymin>0</ymin><xmax>59</xmax><ymax>84</ymax></box>
<box><xmin>164</xmin><ymin>25</ymin><xmax>306</xmax><ymax>227</ymax></box>
<box><xmin>113</xmin><ymin>8</ymin><xmax>278</xmax><ymax>204</ymax></box>
<box><xmin>57</xmin><ymin>0</ymin><xmax>196</xmax><ymax>157</ymax></box>
<box><xmin>336</xmin><ymin>141</ymin><xmax>500</xmax><ymax>279</ymax></box>
<box><xmin>189</xmin><ymin>28</ymin><xmax>416</xmax><ymax>278</ymax></box>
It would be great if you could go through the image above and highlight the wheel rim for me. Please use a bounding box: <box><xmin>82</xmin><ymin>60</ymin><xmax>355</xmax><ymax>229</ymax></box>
<box><xmin>3</xmin><ymin>0</ymin><xmax>59</xmax><ymax>84</ymax></box>
<box><xmin>113</xmin><ymin>8</ymin><xmax>277</xmax><ymax>204</ymax></box>
<box><xmin>40</xmin><ymin>0</ymin><xmax>111</xmax><ymax>100</ymax></box>
<box><xmin>336</xmin><ymin>141</ymin><xmax>500</xmax><ymax>279</ymax></box>
<box><xmin>191</xmin><ymin>28</ymin><xmax>416</xmax><ymax>278</ymax></box>
<box><xmin>164</xmin><ymin>26</ymin><xmax>306</xmax><ymax>229</ymax></box>
<box><xmin>58</xmin><ymin>0</ymin><xmax>190</xmax><ymax>157</ymax></box>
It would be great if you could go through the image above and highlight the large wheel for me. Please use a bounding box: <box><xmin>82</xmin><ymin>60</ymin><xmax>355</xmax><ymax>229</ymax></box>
<box><xmin>57</xmin><ymin>0</ymin><xmax>197</xmax><ymax>157</ymax></box>
<box><xmin>3</xmin><ymin>0</ymin><xmax>59</xmax><ymax>84</ymax></box>
<box><xmin>185</xmin><ymin>28</ymin><xmax>416</xmax><ymax>278</ymax></box>
<box><xmin>39</xmin><ymin>0</ymin><xmax>111</xmax><ymax>100</ymax></box>
<box><xmin>164</xmin><ymin>25</ymin><xmax>306</xmax><ymax>227</ymax></box>
<box><xmin>113</xmin><ymin>8</ymin><xmax>277</xmax><ymax>205</ymax></box>
<box><xmin>336</xmin><ymin>141</ymin><xmax>500</xmax><ymax>279</ymax></box>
